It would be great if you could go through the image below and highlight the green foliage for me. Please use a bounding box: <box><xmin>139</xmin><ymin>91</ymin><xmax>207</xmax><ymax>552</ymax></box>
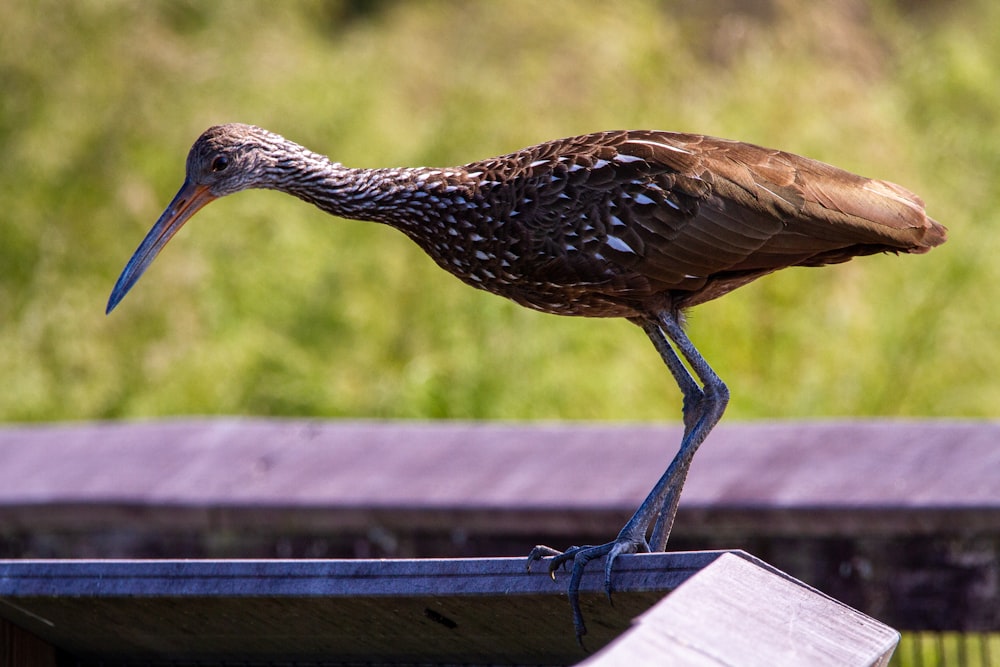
<box><xmin>1</xmin><ymin>1</ymin><xmax>995</xmax><ymax>422</ymax></box>
<box><xmin>891</xmin><ymin>632</ymin><xmax>1000</xmax><ymax>667</ymax></box>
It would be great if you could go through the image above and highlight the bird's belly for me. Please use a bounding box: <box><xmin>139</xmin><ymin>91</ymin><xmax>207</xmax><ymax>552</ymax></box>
<box><xmin>474</xmin><ymin>278</ymin><xmax>643</xmax><ymax>319</ymax></box>
<box><xmin>414</xmin><ymin>235</ymin><xmax>650</xmax><ymax>317</ymax></box>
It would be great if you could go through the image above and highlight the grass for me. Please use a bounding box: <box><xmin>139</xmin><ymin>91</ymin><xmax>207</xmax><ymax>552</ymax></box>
<box><xmin>891</xmin><ymin>632</ymin><xmax>1000</xmax><ymax>667</ymax></box>
<box><xmin>1</xmin><ymin>0</ymin><xmax>997</xmax><ymax>423</ymax></box>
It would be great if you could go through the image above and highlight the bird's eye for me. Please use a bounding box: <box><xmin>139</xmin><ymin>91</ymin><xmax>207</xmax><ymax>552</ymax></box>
<box><xmin>211</xmin><ymin>155</ymin><xmax>230</xmax><ymax>172</ymax></box>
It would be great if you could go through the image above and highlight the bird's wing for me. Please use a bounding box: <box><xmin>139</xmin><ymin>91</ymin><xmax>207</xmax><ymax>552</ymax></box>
<box><xmin>581</xmin><ymin>132</ymin><xmax>943</xmax><ymax>293</ymax></box>
<box><xmin>466</xmin><ymin>131</ymin><xmax>943</xmax><ymax>309</ymax></box>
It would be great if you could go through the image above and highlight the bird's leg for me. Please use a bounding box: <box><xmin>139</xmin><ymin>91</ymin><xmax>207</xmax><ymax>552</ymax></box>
<box><xmin>526</xmin><ymin>310</ymin><xmax>728</xmax><ymax>643</ymax></box>
<box><xmin>646</xmin><ymin>312</ymin><xmax>728</xmax><ymax>550</ymax></box>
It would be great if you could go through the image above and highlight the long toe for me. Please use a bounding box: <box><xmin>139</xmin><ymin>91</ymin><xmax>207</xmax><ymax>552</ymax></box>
<box><xmin>530</xmin><ymin>536</ymin><xmax>649</xmax><ymax>643</ymax></box>
<box><xmin>525</xmin><ymin>544</ymin><xmax>564</xmax><ymax>572</ymax></box>
<box><xmin>547</xmin><ymin>545</ymin><xmax>591</xmax><ymax>574</ymax></box>
<box><xmin>603</xmin><ymin>537</ymin><xmax>648</xmax><ymax>599</ymax></box>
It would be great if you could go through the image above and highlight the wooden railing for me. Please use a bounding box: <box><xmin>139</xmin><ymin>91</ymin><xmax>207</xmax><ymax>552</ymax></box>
<box><xmin>1</xmin><ymin>419</ymin><xmax>997</xmax><ymax>664</ymax></box>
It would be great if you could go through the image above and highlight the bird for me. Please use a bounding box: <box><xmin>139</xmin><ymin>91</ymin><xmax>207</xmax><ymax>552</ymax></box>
<box><xmin>107</xmin><ymin>123</ymin><xmax>946</xmax><ymax>643</ymax></box>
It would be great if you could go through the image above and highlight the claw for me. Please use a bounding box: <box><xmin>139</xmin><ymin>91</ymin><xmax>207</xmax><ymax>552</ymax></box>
<box><xmin>548</xmin><ymin>547</ymin><xmax>584</xmax><ymax>574</ymax></box>
<box><xmin>526</xmin><ymin>538</ymin><xmax>643</xmax><ymax>644</ymax></box>
<box><xmin>525</xmin><ymin>544</ymin><xmax>562</xmax><ymax>572</ymax></box>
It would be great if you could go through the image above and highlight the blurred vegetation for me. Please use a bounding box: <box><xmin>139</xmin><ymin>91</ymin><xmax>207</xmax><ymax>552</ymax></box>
<box><xmin>0</xmin><ymin>0</ymin><xmax>996</xmax><ymax>423</ymax></box>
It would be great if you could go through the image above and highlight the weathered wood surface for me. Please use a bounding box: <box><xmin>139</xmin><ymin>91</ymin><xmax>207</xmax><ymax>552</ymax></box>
<box><xmin>0</xmin><ymin>551</ymin><xmax>897</xmax><ymax>666</ymax></box>
<box><xmin>1</xmin><ymin>418</ymin><xmax>996</xmax><ymax>534</ymax></box>
<box><xmin>1</xmin><ymin>419</ymin><xmax>998</xmax><ymax>632</ymax></box>
<box><xmin>0</xmin><ymin>551</ymin><xmax>715</xmax><ymax>664</ymax></box>
<box><xmin>581</xmin><ymin>553</ymin><xmax>899</xmax><ymax>667</ymax></box>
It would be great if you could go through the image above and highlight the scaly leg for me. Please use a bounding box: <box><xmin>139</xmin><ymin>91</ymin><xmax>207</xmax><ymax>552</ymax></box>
<box><xmin>647</xmin><ymin>312</ymin><xmax>728</xmax><ymax>550</ymax></box>
<box><xmin>526</xmin><ymin>309</ymin><xmax>729</xmax><ymax>643</ymax></box>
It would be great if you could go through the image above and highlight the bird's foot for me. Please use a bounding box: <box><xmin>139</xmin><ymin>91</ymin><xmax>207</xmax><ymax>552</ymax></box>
<box><xmin>526</xmin><ymin>536</ymin><xmax>650</xmax><ymax>646</ymax></box>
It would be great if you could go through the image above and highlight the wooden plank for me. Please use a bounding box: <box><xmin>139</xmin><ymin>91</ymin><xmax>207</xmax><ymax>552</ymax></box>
<box><xmin>0</xmin><ymin>551</ymin><xmax>717</xmax><ymax>664</ymax></box>
<box><xmin>0</xmin><ymin>419</ymin><xmax>997</xmax><ymax>536</ymax></box>
<box><xmin>0</xmin><ymin>551</ymin><xmax>898</xmax><ymax>666</ymax></box>
<box><xmin>582</xmin><ymin>553</ymin><xmax>898</xmax><ymax>667</ymax></box>
<box><xmin>1</xmin><ymin>419</ymin><xmax>997</xmax><ymax>633</ymax></box>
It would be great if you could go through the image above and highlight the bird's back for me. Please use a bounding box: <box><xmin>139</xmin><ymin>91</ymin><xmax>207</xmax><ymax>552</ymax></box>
<box><xmin>445</xmin><ymin>131</ymin><xmax>945</xmax><ymax>315</ymax></box>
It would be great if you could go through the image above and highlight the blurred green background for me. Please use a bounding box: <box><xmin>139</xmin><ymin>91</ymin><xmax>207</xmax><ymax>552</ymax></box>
<box><xmin>1</xmin><ymin>0</ymin><xmax>995</xmax><ymax>423</ymax></box>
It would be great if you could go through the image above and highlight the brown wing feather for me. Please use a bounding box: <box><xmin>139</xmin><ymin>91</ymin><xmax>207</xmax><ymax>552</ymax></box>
<box><xmin>595</xmin><ymin>131</ymin><xmax>946</xmax><ymax>307</ymax></box>
<box><xmin>461</xmin><ymin>130</ymin><xmax>945</xmax><ymax>316</ymax></box>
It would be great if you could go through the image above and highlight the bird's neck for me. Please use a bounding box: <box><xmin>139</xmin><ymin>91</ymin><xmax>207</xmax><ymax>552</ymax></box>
<box><xmin>276</xmin><ymin>152</ymin><xmax>472</xmax><ymax>230</ymax></box>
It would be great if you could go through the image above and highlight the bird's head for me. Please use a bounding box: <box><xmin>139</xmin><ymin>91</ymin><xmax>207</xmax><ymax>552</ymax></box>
<box><xmin>185</xmin><ymin>123</ymin><xmax>285</xmax><ymax>197</ymax></box>
<box><xmin>106</xmin><ymin>123</ymin><xmax>285</xmax><ymax>313</ymax></box>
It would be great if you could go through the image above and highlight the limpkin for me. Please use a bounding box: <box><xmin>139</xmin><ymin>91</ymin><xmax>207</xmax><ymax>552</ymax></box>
<box><xmin>107</xmin><ymin>124</ymin><xmax>946</xmax><ymax>641</ymax></box>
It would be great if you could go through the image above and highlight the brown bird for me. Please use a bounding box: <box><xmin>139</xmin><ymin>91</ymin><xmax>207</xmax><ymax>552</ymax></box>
<box><xmin>107</xmin><ymin>124</ymin><xmax>946</xmax><ymax>641</ymax></box>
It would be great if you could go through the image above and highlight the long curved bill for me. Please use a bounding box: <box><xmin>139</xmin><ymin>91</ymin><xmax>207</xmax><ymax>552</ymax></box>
<box><xmin>106</xmin><ymin>179</ymin><xmax>216</xmax><ymax>314</ymax></box>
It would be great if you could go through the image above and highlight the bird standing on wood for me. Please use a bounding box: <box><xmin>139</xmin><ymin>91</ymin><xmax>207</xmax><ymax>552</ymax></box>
<box><xmin>107</xmin><ymin>124</ymin><xmax>946</xmax><ymax>642</ymax></box>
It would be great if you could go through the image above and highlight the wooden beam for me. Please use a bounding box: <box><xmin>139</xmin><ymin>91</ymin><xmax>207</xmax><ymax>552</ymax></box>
<box><xmin>1</xmin><ymin>418</ymin><xmax>997</xmax><ymax>632</ymax></box>
<box><xmin>0</xmin><ymin>551</ymin><xmax>897</xmax><ymax>666</ymax></box>
<box><xmin>0</xmin><ymin>551</ymin><xmax>714</xmax><ymax>663</ymax></box>
<box><xmin>1</xmin><ymin>418</ymin><xmax>997</xmax><ymax>537</ymax></box>
<box><xmin>582</xmin><ymin>553</ymin><xmax>899</xmax><ymax>667</ymax></box>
